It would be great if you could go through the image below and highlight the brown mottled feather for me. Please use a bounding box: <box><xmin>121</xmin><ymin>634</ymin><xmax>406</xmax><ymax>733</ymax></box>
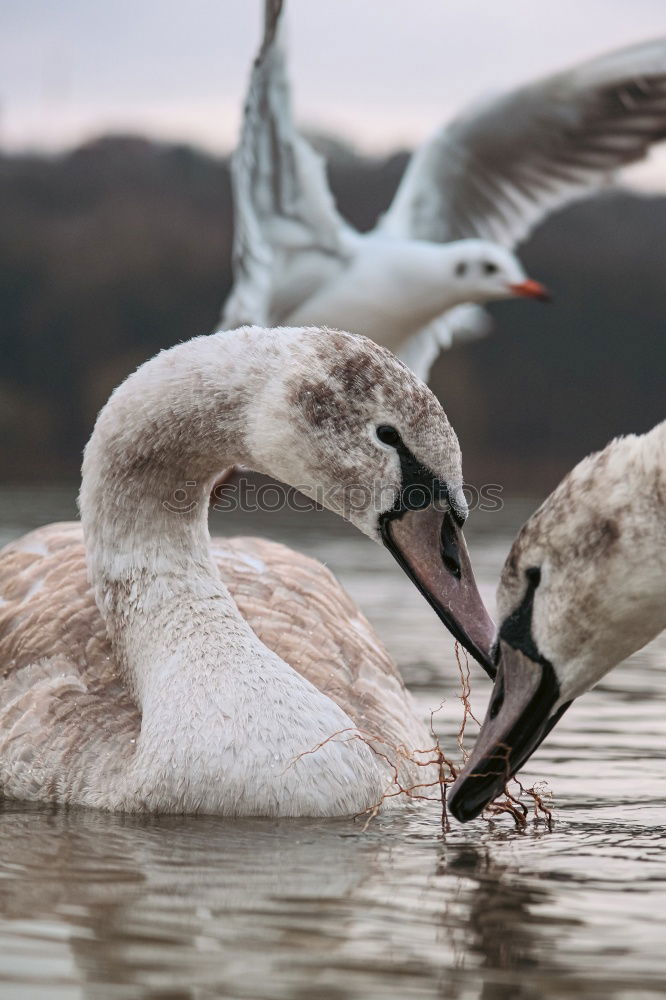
<box><xmin>0</xmin><ymin>524</ymin><xmax>428</xmax><ymax>801</ymax></box>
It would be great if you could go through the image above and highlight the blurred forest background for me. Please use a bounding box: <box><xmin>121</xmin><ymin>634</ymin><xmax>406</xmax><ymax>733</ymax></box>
<box><xmin>0</xmin><ymin>133</ymin><xmax>664</xmax><ymax>493</ymax></box>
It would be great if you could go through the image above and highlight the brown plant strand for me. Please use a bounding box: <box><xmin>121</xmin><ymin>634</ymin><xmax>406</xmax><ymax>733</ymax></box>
<box><xmin>285</xmin><ymin>720</ymin><xmax>458</xmax><ymax>830</ymax></box>
<box><xmin>478</xmin><ymin>747</ymin><xmax>554</xmax><ymax>831</ymax></box>
<box><xmin>512</xmin><ymin>776</ymin><xmax>554</xmax><ymax>830</ymax></box>
<box><xmin>428</xmin><ymin>702</ymin><xmax>452</xmax><ymax>832</ymax></box>
<box><xmin>454</xmin><ymin>642</ymin><xmax>481</xmax><ymax>761</ymax></box>
<box><xmin>285</xmin><ymin>662</ymin><xmax>555</xmax><ymax>833</ymax></box>
<box><xmin>484</xmin><ymin>781</ymin><xmax>529</xmax><ymax>828</ymax></box>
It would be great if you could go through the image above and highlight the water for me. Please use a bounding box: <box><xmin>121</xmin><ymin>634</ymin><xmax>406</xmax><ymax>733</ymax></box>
<box><xmin>0</xmin><ymin>487</ymin><xmax>664</xmax><ymax>1000</ymax></box>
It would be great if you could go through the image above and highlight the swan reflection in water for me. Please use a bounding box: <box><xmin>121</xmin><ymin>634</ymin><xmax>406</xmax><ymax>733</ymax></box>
<box><xmin>0</xmin><ymin>803</ymin><xmax>575</xmax><ymax>1000</ymax></box>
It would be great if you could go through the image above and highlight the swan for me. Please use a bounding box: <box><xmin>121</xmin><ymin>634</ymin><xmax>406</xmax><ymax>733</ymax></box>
<box><xmin>221</xmin><ymin>0</ymin><xmax>666</xmax><ymax>380</ymax></box>
<box><xmin>0</xmin><ymin>325</ymin><xmax>495</xmax><ymax>815</ymax></box>
<box><xmin>448</xmin><ymin>419</ymin><xmax>666</xmax><ymax>822</ymax></box>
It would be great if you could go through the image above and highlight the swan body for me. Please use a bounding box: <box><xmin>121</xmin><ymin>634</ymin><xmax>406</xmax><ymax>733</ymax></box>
<box><xmin>221</xmin><ymin>0</ymin><xmax>666</xmax><ymax>380</ymax></box>
<box><xmin>449</xmin><ymin>420</ymin><xmax>666</xmax><ymax>821</ymax></box>
<box><xmin>0</xmin><ymin>325</ymin><xmax>493</xmax><ymax>815</ymax></box>
<box><xmin>0</xmin><ymin>525</ymin><xmax>422</xmax><ymax>814</ymax></box>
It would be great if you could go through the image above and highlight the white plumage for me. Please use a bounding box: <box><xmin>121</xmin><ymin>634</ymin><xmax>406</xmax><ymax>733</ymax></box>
<box><xmin>222</xmin><ymin>0</ymin><xmax>666</xmax><ymax>380</ymax></box>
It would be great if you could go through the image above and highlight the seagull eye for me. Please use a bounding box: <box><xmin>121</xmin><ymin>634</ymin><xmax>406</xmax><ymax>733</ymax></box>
<box><xmin>376</xmin><ymin>425</ymin><xmax>401</xmax><ymax>447</ymax></box>
<box><xmin>455</xmin><ymin>262</ymin><xmax>467</xmax><ymax>277</ymax></box>
<box><xmin>483</xmin><ymin>261</ymin><xmax>499</xmax><ymax>275</ymax></box>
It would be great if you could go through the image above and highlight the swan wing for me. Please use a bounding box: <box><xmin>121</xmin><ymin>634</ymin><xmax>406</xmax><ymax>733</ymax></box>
<box><xmin>220</xmin><ymin>0</ymin><xmax>355</xmax><ymax>330</ymax></box>
<box><xmin>0</xmin><ymin>524</ymin><xmax>126</xmax><ymax>699</ymax></box>
<box><xmin>0</xmin><ymin>524</ymin><xmax>139</xmax><ymax>802</ymax></box>
<box><xmin>381</xmin><ymin>37</ymin><xmax>666</xmax><ymax>247</ymax></box>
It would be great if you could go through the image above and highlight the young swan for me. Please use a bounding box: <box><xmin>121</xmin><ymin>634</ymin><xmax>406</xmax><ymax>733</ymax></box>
<box><xmin>0</xmin><ymin>326</ymin><xmax>494</xmax><ymax>816</ymax></box>
<box><xmin>449</xmin><ymin>420</ymin><xmax>666</xmax><ymax>822</ymax></box>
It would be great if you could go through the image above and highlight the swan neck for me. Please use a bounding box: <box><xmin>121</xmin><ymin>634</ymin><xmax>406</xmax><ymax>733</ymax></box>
<box><xmin>80</xmin><ymin>330</ymin><xmax>271</xmax><ymax>579</ymax></box>
<box><xmin>78</xmin><ymin>328</ymin><xmax>283</xmax><ymax>704</ymax></box>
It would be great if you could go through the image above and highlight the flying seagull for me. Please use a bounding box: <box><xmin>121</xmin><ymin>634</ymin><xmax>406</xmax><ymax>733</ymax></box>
<box><xmin>221</xmin><ymin>0</ymin><xmax>666</xmax><ymax>380</ymax></box>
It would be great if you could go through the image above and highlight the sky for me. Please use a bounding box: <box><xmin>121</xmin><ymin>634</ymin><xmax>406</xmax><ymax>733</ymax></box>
<box><xmin>2</xmin><ymin>0</ymin><xmax>666</xmax><ymax>186</ymax></box>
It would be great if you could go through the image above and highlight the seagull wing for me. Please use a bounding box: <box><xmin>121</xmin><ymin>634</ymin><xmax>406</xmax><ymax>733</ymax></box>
<box><xmin>380</xmin><ymin>37</ymin><xmax>666</xmax><ymax>248</ymax></box>
<box><xmin>399</xmin><ymin>305</ymin><xmax>493</xmax><ymax>382</ymax></box>
<box><xmin>220</xmin><ymin>0</ymin><xmax>354</xmax><ymax>329</ymax></box>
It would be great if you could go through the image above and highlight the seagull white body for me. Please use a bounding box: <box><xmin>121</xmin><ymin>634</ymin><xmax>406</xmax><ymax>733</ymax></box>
<box><xmin>0</xmin><ymin>326</ymin><xmax>493</xmax><ymax>816</ymax></box>
<box><xmin>450</xmin><ymin>420</ymin><xmax>666</xmax><ymax>821</ymax></box>
<box><xmin>284</xmin><ymin>237</ymin><xmax>525</xmax><ymax>355</ymax></box>
<box><xmin>221</xmin><ymin>0</ymin><xmax>666</xmax><ymax>380</ymax></box>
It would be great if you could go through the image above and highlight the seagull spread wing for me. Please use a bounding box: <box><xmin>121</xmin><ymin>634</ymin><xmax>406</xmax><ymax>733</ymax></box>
<box><xmin>380</xmin><ymin>37</ymin><xmax>666</xmax><ymax>248</ymax></box>
<box><xmin>400</xmin><ymin>305</ymin><xmax>493</xmax><ymax>382</ymax></box>
<box><xmin>220</xmin><ymin>0</ymin><xmax>354</xmax><ymax>329</ymax></box>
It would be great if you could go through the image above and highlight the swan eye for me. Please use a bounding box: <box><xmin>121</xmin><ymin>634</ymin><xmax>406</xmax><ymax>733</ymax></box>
<box><xmin>525</xmin><ymin>566</ymin><xmax>541</xmax><ymax>587</ymax></box>
<box><xmin>455</xmin><ymin>261</ymin><xmax>467</xmax><ymax>277</ymax></box>
<box><xmin>483</xmin><ymin>261</ymin><xmax>499</xmax><ymax>275</ymax></box>
<box><xmin>376</xmin><ymin>425</ymin><xmax>401</xmax><ymax>447</ymax></box>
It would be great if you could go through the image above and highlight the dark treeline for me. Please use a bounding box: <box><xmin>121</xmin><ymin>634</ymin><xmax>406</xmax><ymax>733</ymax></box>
<box><xmin>0</xmin><ymin>134</ymin><xmax>664</xmax><ymax>491</ymax></box>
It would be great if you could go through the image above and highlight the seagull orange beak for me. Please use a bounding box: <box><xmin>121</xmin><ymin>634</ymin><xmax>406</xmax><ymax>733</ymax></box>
<box><xmin>509</xmin><ymin>279</ymin><xmax>550</xmax><ymax>302</ymax></box>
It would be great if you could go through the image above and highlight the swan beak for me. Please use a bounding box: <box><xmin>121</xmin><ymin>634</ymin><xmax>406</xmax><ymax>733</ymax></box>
<box><xmin>381</xmin><ymin>505</ymin><xmax>496</xmax><ymax>677</ymax></box>
<box><xmin>448</xmin><ymin>640</ymin><xmax>569</xmax><ymax>823</ymax></box>
<box><xmin>509</xmin><ymin>279</ymin><xmax>551</xmax><ymax>302</ymax></box>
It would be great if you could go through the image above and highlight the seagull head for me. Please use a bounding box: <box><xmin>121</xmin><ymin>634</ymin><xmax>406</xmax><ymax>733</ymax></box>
<box><xmin>449</xmin><ymin>240</ymin><xmax>550</xmax><ymax>305</ymax></box>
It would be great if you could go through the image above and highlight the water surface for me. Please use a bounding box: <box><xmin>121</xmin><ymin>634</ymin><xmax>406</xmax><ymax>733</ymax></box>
<box><xmin>0</xmin><ymin>488</ymin><xmax>664</xmax><ymax>1000</ymax></box>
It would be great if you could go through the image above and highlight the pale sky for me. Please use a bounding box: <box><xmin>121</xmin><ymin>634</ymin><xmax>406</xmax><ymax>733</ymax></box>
<box><xmin>2</xmin><ymin>0</ymin><xmax>666</xmax><ymax>186</ymax></box>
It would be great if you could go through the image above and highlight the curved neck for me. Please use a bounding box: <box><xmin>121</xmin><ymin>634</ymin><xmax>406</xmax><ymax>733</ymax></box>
<box><xmin>76</xmin><ymin>328</ymin><xmax>386</xmax><ymax>813</ymax></box>
<box><xmin>82</xmin><ymin>332</ymin><xmax>260</xmax><ymax>573</ymax></box>
<box><xmin>79</xmin><ymin>328</ymin><xmax>284</xmax><ymax>705</ymax></box>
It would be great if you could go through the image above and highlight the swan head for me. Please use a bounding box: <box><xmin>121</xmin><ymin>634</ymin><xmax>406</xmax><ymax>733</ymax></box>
<box><xmin>246</xmin><ymin>326</ymin><xmax>495</xmax><ymax>674</ymax></box>
<box><xmin>449</xmin><ymin>240</ymin><xmax>549</xmax><ymax>305</ymax></box>
<box><xmin>448</xmin><ymin>425</ymin><xmax>666</xmax><ymax>822</ymax></box>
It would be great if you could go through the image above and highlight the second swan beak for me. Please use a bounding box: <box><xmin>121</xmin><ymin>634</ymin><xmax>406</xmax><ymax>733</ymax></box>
<box><xmin>448</xmin><ymin>639</ymin><xmax>570</xmax><ymax>822</ymax></box>
<box><xmin>380</xmin><ymin>504</ymin><xmax>496</xmax><ymax>677</ymax></box>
